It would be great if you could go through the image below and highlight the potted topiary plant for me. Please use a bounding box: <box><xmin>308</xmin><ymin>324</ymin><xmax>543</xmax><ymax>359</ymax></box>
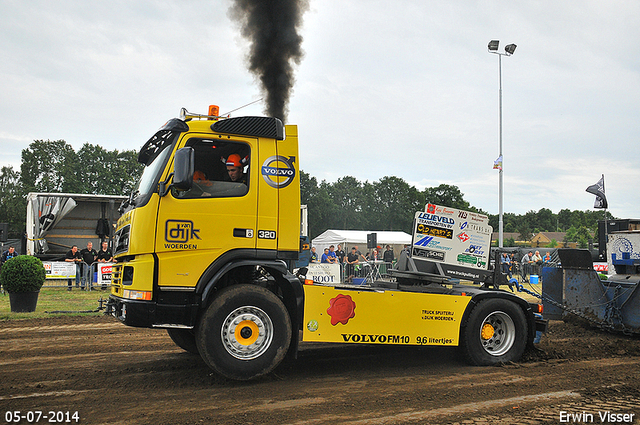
<box><xmin>0</xmin><ymin>255</ymin><xmax>46</xmax><ymax>312</ymax></box>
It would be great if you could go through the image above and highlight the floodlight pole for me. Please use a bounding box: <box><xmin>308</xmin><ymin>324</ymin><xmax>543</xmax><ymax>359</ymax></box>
<box><xmin>488</xmin><ymin>41</ymin><xmax>516</xmax><ymax>248</ymax></box>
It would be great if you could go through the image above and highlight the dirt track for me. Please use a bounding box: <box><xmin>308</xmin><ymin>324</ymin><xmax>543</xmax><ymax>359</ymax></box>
<box><xmin>1</xmin><ymin>315</ymin><xmax>640</xmax><ymax>425</ymax></box>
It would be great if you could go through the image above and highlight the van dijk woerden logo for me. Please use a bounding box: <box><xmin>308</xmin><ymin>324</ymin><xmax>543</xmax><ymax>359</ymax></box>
<box><xmin>165</xmin><ymin>220</ymin><xmax>200</xmax><ymax>249</ymax></box>
<box><xmin>261</xmin><ymin>156</ymin><xmax>296</xmax><ymax>188</ymax></box>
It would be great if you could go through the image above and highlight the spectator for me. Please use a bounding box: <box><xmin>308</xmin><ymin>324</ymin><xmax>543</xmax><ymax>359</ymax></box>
<box><xmin>521</xmin><ymin>251</ymin><xmax>533</xmax><ymax>283</ymax></box>
<box><xmin>353</xmin><ymin>245</ymin><xmax>367</xmax><ymax>262</ymax></box>
<box><xmin>335</xmin><ymin>244</ymin><xmax>346</xmax><ymax>264</ymax></box>
<box><xmin>532</xmin><ymin>250</ymin><xmax>543</xmax><ymax>264</ymax></box>
<box><xmin>532</xmin><ymin>250</ymin><xmax>543</xmax><ymax>275</ymax></box>
<box><xmin>345</xmin><ymin>247</ymin><xmax>360</xmax><ymax>282</ymax></box>
<box><xmin>65</xmin><ymin>245</ymin><xmax>82</xmax><ymax>291</ymax></box>
<box><xmin>310</xmin><ymin>247</ymin><xmax>319</xmax><ymax>263</ymax></box>
<box><xmin>321</xmin><ymin>248</ymin><xmax>332</xmax><ymax>263</ymax></box>
<box><xmin>501</xmin><ymin>252</ymin><xmax>512</xmax><ymax>278</ymax></box>
<box><xmin>327</xmin><ymin>245</ymin><xmax>339</xmax><ymax>263</ymax></box>
<box><xmin>97</xmin><ymin>241</ymin><xmax>114</xmax><ymax>263</ymax></box>
<box><xmin>543</xmin><ymin>252</ymin><xmax>552</xmax><ymax>265</ymax></box>
<box><xmin>383</xmin><ymin>245</ymin><xmax>394</xmax><ymax>264</ymax></box>
<box><xmin>80</xmin><ymin>242</ymin><xmax>98</xmax><ymax>290</ymax></box>
<box><xmin>1</xmin><ymin>246</ymin><xmax>18</xmax><ymax>266</ymax></box>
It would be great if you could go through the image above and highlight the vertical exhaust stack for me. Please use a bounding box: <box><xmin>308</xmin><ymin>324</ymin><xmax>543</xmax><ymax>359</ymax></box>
<box><xmin>229</xmin><ymin>0</ymin><xmax>309</xmax><ymax>123</ymax></box>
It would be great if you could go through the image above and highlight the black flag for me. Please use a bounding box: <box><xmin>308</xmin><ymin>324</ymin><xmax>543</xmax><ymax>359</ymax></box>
<box><xmin>586</xmin><ymin>174</ymin><xmax>608</xmax><ymax>209</ymax></box>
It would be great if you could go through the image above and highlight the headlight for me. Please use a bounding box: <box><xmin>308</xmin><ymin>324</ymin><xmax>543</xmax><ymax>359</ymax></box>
<box><xmin>123</xmin><ymin>289</ymin><xmax>152</xmax><ymax>300</ymax></box>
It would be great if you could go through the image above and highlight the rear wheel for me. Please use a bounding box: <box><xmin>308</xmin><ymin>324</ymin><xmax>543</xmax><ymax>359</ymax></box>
<box><xmin>167</xmin><ymin>328</ymin><xmax>199</xmax><ymax>354</ymax></box>
<box><xmin>196</xmin><ymin>285</ymin><xmax>292</xmax><ymax>380</ymax></box>
<box><xmin>461</xmin><ymin>298</ymin><xmax>527</xmax><ymax>365</ymax></box>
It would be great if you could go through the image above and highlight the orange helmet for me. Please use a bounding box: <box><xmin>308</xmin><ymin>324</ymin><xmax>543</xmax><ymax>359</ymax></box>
<box><xmin>226</xmin><ymin>154</ymin><xmax>243</xmax><ymax>167</ymax></box>
<box><xmin>193</xmin><ymin>170</ymin><xmax>212</xmax><ymax>186</ymax></box>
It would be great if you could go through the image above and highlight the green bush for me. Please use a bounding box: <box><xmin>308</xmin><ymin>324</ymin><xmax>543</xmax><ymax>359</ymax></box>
<box><xmin>0</xmin><ymin>255</ymin><xmax>46</xmax><ymax>293</ymax></box>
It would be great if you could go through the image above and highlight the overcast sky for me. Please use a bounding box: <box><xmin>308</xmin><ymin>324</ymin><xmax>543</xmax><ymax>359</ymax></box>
<box><xmin>2</xmin><ymin>1</ymin><xmax>639</xmax><ymax>220</ymax></box>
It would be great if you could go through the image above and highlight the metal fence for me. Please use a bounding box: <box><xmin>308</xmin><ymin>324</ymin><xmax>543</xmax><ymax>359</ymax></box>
<box><xmin>313</xmin><ymin>260</ymin><xmax>396</xmax><ymax>284</ymax></box>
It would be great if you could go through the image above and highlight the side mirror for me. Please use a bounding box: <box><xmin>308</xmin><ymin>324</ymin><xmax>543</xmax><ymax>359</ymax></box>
<box><xmin>173</xmin><ymin>147</ymin><xmax>194</xmax><ymax>191</ymax></box>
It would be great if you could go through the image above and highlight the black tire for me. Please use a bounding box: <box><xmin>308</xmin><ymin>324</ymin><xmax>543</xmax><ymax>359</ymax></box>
<box><xmin>167</xmin><ymin>328</ymin><xmax>199</xmax><ymax>354</ymax></box>
<box><xmin>196</xmin><ymin>285</ymin><xmax>292</xmax><ymax>381</ymax></box>
<box><xmin>460</xmin><ymin>298</ymin><xmax>528</xmax><ymax>365</ymax></box>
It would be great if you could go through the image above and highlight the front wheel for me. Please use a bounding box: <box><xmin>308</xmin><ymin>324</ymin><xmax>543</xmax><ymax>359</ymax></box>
<box><xmin>167</xmin><ymin>328</ymin><xmax>199</xmax><ymax>354</ymax></box>
<box><xmin>196</xmin><ymin>285</ymin><xmax>292</xmax><ymax>380</ymax></box>
<box><xmin>461</xmin><ymin>298</ymin><xmax>528</xmax><ymax>365</ymax></box>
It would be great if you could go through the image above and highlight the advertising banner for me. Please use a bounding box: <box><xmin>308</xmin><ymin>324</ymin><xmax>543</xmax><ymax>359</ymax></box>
<box><xmin>412</xmin><ymin>204</ymin><xmax>492</xmax><ymax>280</ymax></box>
<box><xmin>306</xmin><ymin>263</ymin><xmax>341</xmax><ymax>284</ymax></box>
<box><xmin>43</xmin><ymin>261</ymin><xmax>77</xmax><ymax>279</ymax></box>
<box><xmin>97</xmin><ymin>262</ymin><xmax>114</xmax><ymax>286</ymax></box>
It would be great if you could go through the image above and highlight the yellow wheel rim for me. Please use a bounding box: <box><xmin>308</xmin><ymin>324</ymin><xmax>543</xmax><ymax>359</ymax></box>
<box><xmin>481</xmin><ymin>323</ymin><xmax>495</xmax><ymax>340</ymax></box>
<box><xmin>234</xmin><ymin>320</ymin><xmax>260</xmax><ymax>346</ymax></box>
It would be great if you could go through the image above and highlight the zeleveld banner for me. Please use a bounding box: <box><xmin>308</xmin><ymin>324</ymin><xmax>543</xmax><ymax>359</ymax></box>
<box><xmin>412</xmin><ymin>204</ymin><xmax>493</xmax><ymax>281</ymax></box>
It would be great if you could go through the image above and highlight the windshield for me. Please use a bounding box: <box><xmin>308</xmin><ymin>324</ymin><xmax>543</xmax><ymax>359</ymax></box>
<box><xmin>126</xmin><ymin>130</ymin><xmax>180</xmax><ymax>211</ymax></box>
<box><xmin>136</xmin><ymin>141</ymin><xmax>173</xmax><ymax>200</ymax></box>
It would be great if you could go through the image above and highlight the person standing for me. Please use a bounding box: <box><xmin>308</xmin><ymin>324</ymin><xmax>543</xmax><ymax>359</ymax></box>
<box><xmin>521</xmin><ymin>251</ymin><xmax>533</xmax><ymax>283</ymax></box>
<box><xmin>328</xmin><ymin>245</ymin><xmax>339</xmax><ymax>263</ymax></box>
<box><xmin>321</xmin><ymin>248</ymin><xmax>332</xmax><ymax>263</ymax></box>
<box><xmin>335</xmin><ymin>244</ymin><xmax>346</xmax><ymax>264</ymax></box>
<box><xmin>532</xmin><ymin>250</ymin><xmax>543</xmax><ymax>276</ymax></box>
<box><xmin>1</xmin><ymin>246</ymin><xmax>18</xmax><ymax>266</ymax></box>
<box><xmin>80</xmin><ymin>242</ymin><xmax>97</xmax><ymax>290</ymax></box>
<box><xmin>96</xmin><ymin>241</ymin><xmax>114</xmax><ymax>290</ymax></box>
<box><xmin>353</xmin><ymin>245</ymin><xmax>367</xmax><ymax>262</ymax></box>
<box><xmin>501</xmin><ymin>252</ymin><xmax>512</xmax><ymax>278</ymax></box>
<box><xmin>383</xmin><ymin>245</ymin><xmax>394</xmax><ymax>265</ymax></box>
<box><xmin>310</xmin><ymin>247</ymin><xmax>319</xmax><ymax>263</ymax></box>
<box><xmin>345</xmin><ymin>247</ymin><xmax>360</xmax><ymax>282</ymax></box>
<box><xmin>96</xmin><ymin>241</ymin><xmax>114</xmax><ymax>263</ymax></box>
<box><xmin>65</xmin><ymin>245</ymin><xmax>82</xmax><ymax>291</ymax></box>
<box><xmin>509</xmin><ymin>253</ymin><xmax>517</xmax><ymax>277</ymax></box>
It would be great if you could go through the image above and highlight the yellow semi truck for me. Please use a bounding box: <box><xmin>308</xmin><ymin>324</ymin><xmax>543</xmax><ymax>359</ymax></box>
<box><xmin>107</xmin><ymin>105</ymin><xmax>546</xmax><ymax>380</ymax></box>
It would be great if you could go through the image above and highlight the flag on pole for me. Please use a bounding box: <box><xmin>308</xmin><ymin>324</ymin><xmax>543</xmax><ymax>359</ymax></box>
<box><xmin>493</xmin><ymin>155</ymin><xmax>503</xmax><ymax>170</ymax></box>
<box><xmin>586</xmin><ymin>174</ymin><xmax>608</xmax><ymax>209</ymax></box>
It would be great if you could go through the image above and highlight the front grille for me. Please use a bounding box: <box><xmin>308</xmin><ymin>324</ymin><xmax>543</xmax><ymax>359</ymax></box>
<box><xmin>111</xmin><ymin>263</ymin><xmax>123</xmax><ymax>287</ymax></box>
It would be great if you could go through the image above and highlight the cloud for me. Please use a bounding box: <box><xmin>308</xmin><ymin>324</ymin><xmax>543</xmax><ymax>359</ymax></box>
<box><xmin>1</xmin><ymin>0</ymin><xmax>639</xmax><ymax>219</ymax></box>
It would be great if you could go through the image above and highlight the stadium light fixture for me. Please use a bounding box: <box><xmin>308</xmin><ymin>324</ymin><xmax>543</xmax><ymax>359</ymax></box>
<box><xmin>488</xmin><ymin>40</ymin><xmax>517</xmax><ymax>248</ymax></box>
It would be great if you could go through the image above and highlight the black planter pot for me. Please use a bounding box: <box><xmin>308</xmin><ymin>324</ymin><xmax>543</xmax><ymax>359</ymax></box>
<box><xmin>8</xmin><ymin>291</ymin><xmax>40</xmax><ymax>313</ymax></box>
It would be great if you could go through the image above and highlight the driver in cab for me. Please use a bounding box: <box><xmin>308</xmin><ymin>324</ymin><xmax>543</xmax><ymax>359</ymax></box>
<box><xmin>225</xmin><ymin>153</ymin><xmax>247</xmax><ymax>185</ymax></box>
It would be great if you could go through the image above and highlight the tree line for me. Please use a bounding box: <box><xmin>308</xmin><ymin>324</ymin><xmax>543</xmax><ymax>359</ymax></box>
<box><xmin>300</xmin><ymin>171</ymin><xmax>613</xmax><ymax>244</ymax></box>
<box><xmin>0</xmin><ymin>140</ymin><xmax>142</xmax><ymax>238</ymax></box>
<box><xmin>1</xmin><ymin>140</ymin><xmax>611</xmax><ymax>246</ymax></box>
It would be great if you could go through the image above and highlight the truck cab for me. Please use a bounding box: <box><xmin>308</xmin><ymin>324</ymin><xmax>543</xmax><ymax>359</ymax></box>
<box><xmin>108</xmin><ymin>107</ymin><xmax>304</xmax><ymax>379</ymax></box>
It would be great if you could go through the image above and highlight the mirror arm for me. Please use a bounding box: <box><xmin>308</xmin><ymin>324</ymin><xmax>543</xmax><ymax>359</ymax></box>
<box><xmin>158</xmin><ymin>172</ymin><xmax>174</xmax><ymax>197</ymax></box>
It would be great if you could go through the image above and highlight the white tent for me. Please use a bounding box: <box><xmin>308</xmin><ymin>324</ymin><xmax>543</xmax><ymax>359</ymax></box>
<box><xmin>311</xmin><ymin>230</ymin><xmax>411</xmax><ymax>258</ymax></box>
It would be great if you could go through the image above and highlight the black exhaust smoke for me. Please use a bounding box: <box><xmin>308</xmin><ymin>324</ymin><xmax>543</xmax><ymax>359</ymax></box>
<box><xmin>229</xmin><ymin>0</ymin><xmax>309</xmax><ymax>123</ymax></box>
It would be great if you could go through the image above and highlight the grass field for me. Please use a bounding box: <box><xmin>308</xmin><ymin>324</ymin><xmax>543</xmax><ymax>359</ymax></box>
<box><xmin>0</xmin><ymin>287</ymin><xmax>109</xmax><ymax>321</ymax></box>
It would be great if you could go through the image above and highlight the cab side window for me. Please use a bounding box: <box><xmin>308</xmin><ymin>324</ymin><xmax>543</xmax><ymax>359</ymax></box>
<box><xmin>173</xmin><ymin>139</ymin><xmax>250</xmax><ymax>199</ymax></box>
